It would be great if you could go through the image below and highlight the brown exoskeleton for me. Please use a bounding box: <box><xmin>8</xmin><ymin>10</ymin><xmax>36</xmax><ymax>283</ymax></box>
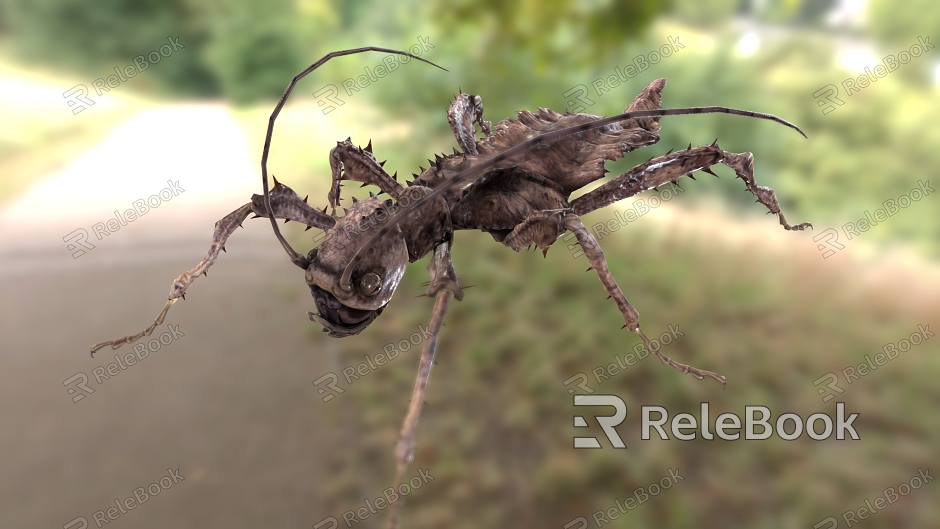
<box><xmin>91</xmin><ymin>47</ymin><xmax>810</xmax><ymax>528</ymax></box>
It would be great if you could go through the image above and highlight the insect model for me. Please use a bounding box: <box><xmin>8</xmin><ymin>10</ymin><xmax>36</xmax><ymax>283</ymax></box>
<box><xmin>91</xmin><ymin>47</ymin><xmax>810</xmax><ymax>528</ymax></box>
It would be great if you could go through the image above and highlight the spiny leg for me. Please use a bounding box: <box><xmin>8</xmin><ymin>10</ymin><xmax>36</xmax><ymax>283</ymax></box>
<box><xmin>251</xmin><ymin>178</ymin><xmax>339</xmax><ymax>227</ymax></box>
<box><xmin>570</xmin><ymin>143</ymin><xmax>812</xmax><ymax>231</ymax></box>
<box><xmin>447</xmin><ymin>91</ymin><xmax>492</xmax><ymax>155</ymax></box>
<box><xmin>386</xmin><ymin>243</ymin><xmax>461</xmax><ymax>529</ymax></box>
<box><xmin>562</xmin><ymin>213</ymin><xmax>727</xmax><ymax>386</ymax></box>
<box><xmin>328</xmin><ymin>138</ymin><xmax>405</xmax><ymax>214</ymax></box>
<box><xmin>89</xmin><ymin>203</ymin><xmax>251</xmax><ymax>356</ymax></box>
<box><xmin>90</xmin><ymin>181</ymin><xmax>334</xmax><ymax>356</ymax></box>
<box><xmin>721</xmin><ymin>150</ymin><xmax>813</xmax><ymax>231</ymax></box>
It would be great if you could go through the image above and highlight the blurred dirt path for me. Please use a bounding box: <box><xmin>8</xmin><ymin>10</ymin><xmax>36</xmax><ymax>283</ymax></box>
<box><xmin>0</xmin><ymin>105</ymin><xmax>347</xmax><ymax>529</ymax></box>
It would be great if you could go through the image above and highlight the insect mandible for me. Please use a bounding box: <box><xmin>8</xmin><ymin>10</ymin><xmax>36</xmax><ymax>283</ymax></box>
<box><xmin>90</xmin><ymin>47</ymin><xmax>810</xmax><ymax>529</ymax></box>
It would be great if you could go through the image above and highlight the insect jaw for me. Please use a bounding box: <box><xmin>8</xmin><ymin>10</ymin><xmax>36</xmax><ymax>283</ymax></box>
<box><xmin>307</xmin><ymin>284</ymin><xmax>386</xmax><ymax>337</ymax></box>
<box><xmin>307</xmin><ymin>310</ymin><xmax>384</xmax><ymax>337</ymax></box>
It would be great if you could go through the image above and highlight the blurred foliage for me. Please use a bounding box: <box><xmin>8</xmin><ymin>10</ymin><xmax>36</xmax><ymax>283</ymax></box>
<box><xmin>194</xmin><ymin>0</ymin><xmax>304</xmax><ymax>104</ymax></box>
<box><xmin>0</xmin><ymin>0</ymin><xmax>217</xmax><ymax>95</ymax></box>
<box><xmin>312</xmin><ymin>215</ymin><xmax>940</xmax><ymax>529</ymax></box>
<box><xmin>669</xmin><ymin>0</ymin><xmax>742</xmax><ymax>27</ymax></box>
<box><xmin>430</xmin><ymin>0</ymin><xmax>668</xmax><ymax>62</ymax></box>
<box><xmin>870</xmin><ymin>0</ymin><xmax>940</xmax><ymax>49</ymax></box>
<box><xmin>748</xmin><ymin>0</ymin><xmax>838</xmax><ymax>26</ymax></box>
<box><xmin>0</xmin><ymin>0</ymin><xmax>335</xmax><ymax>102</ymax></box>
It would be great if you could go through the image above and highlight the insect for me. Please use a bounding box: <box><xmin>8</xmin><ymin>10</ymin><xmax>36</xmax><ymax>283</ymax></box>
<box><xmin>90</xmin><ymin>47</ymin><xmax>810</xmax><ymax>528</ymax></box>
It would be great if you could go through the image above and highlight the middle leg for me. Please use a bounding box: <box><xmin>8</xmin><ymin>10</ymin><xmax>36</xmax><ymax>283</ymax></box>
<box><xmin>564</xmin><ymin>212</ymin><xmax>727</xmax><ymax>386</ymax></box>
<box><xmin>385</xmin><ymin>242</ymin><xmax>461</xmax><ymax>529</ymax></box>
<box><xmin>329</xmin><ymin>138</ymin><xmax>405</xmax><ymax>214</ymax></box>
<box><xmin>491</xmin><ymin>208</ymin><xmax>725</xmax><ymax>384</ymax></box>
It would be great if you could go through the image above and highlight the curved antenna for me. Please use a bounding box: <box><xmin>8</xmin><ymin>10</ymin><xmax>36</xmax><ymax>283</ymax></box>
<box><xmin>261</xmin><ymin>47</ymin><xmax>448</xmax><ymax>269</ymax></box>
<box><xmin>339</xmin><ymin>106</ymin><xmax>806</xmax><ymax>290</ymax></box>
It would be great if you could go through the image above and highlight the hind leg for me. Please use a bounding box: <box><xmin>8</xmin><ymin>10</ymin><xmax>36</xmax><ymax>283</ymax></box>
<box><xmin>570</xmin><ymin>142</ymin><xmax>812</xmax><ymax>231</ymax></box>
<box><xmin>562</xmin><ymin>213</ymin><xmax>727</xmax><ymax>386</ymax></box>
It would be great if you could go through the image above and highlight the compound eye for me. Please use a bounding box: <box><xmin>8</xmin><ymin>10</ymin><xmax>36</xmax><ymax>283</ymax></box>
<box><xmin>360</xmin><ymin>272</ymin><xmax>382</xmax><ymax>296</ymax></box>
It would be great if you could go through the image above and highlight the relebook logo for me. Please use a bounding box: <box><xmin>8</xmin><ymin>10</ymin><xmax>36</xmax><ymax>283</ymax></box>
<box><xmin>572</xmin><ymin>397</ymin><xmax>860</xmax><ymax>448</ymax></box>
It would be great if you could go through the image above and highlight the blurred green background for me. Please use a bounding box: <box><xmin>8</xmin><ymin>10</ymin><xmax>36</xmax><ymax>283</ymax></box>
<box><xmin>1</xmin><ymin>1</ymin><xmax>938</xmax><ymax>528</ymax></box>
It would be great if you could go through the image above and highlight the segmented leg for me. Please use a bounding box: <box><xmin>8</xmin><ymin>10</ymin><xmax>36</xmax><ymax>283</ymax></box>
<box><xmin>570</xmin><ymin>143</ymin><xmax>812</xmax><ymax>231</ymax></box>
<box><xmin>329</xmin><ymin>138</ymin><xmax>404</xmax><ymax>214</ymax></box>
<box><xmin>385</xmin><ymin>243</ymin><xmax>460</xmax><ymax>529</ymax></box>
<box><xmin>90</xmin><ymin>180</ymin><xmax>332</xmax><ymax>356</ymax></box>
<box><xmin>562</xmin><ymin>213</ymin><xmax>727</xmax><ymax>386</ymax></box>
<box><xmin>447</xmin><ymin>91</ymin><xmax>492</xmax><ymax>154</ymax></box>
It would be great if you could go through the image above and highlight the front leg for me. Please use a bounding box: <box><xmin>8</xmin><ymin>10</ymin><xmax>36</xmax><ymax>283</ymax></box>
<box><xmin>329</xmin><ymin>138</ymin><xmax>404</xmax><ymax>214</ymax></box>
<box><xmin>563</xmin><ymin>213</ymin><xmax>727</xmax><ymax>387</ymax></box>
<box><xmin>91</xmin><ymin>181</ymin><xmax>333</xmax><ymax>355</ymax></box>
<box><xmin>385</xmin><ymin>242</ymin><xmax>460</xmax><ymax>529</ymax></box>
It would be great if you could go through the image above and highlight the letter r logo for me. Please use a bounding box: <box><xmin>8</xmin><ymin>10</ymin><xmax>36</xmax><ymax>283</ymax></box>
<box><xmin>312</xmin><ymin>373</ymin><xmax>344</xmax><ymax>403</ymax></box>
<box><xmin>312</xmin><ymin>85</ymin><xmax>345</xmax><ymax>115</ymax></box>
<box><xmin>63</xmin><ymin>229</ymin><xmax>95</xmax><ymax>258</ymax></box>
<box><xmin>812</xmin><ymin>84</ymin><xmax>845</xmax><ymax>115</ymax></box>
<box><xmin>312</xmin><ymin>516</ymin><xmax>338</xmax><ymax>529</ymax></box>
<box><xmin>813</xmin><ymin>372</ymin><xmax>844</xmax><ymax>403</ymax></box>
<box><xmin>573</xmin><ymin>395</ymin><xmax>627</xmax><ymax>448</ymax></box>
<box><xmin>563</xmin><ymin>517</ymin><xmax>589</xmax><ymax>529</ymax></box>
<box><xmin>63</xmin><ymin>373</ymin><xmax>95</xmax><ymax>403</ymax></box>
<box><xmin>813</xmin><ymin>516</ymin><xmax>838</xmax><ymax>529</ymax></box>
<box><xmin>63</xmin><ymin>517</ymin><xmax>88</xmax><ymax>529</ymax></box>
<box><xmin>813</xmin><ymin>228</ymin><xmax>845</xmax><ymax>259</ymax></box>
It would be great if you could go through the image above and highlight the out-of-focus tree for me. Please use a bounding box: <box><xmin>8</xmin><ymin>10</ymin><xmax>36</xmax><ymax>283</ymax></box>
<box><xmin>0</xmin><ymin>0</ymin><xmax>340</xmax><ymax>102</ymax></box>
<box><xmin>668</xmin><ymin>0</ymin><xmax>741</xmax><ymax>27</ymax></box>
<box><xmin>746</xmin><ymin>0</ymin><xmax>838</xmax><ymax>26</ymax></box>
<box><xmin>430</xmin><ymin>0</ymin><xmax>667</xmax><ymax>61</ymax></box>
<box><xmin>191</xmin><ymin>0</ymin><xmax>305</xmax><ymax>104</ymax></box>
<box><xmin>349</xmin><ymin>0</ymin><xmax>670</xmax><ymax>144</ymax></box>
<box><xmin>0</xmin><ymin>0</ymin><xmax>217</xmax><ymax>94</ymax></box>
<box><xmin>868</xmin><ymin>0</ymin><xmax>940</xmax><ymax>84</ymax></box>
<box><xmin>869</xmin><ymin>0</ymin><xmax>940</xmax><ymax>45</ymax></box>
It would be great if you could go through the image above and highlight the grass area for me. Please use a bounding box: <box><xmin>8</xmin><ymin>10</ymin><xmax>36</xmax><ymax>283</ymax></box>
<box><xmin>312</xmin><ymin>202</ymin><xmax>940</xmax><ymax>528</ymax></box>
<box><xmin>234</xmin><ymin>92</ymin><xmax>939</xmax><ymax>528</ymax></box>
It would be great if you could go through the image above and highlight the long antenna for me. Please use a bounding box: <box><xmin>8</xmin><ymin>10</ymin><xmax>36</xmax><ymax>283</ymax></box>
<box><xmin>261</xmin><ymin>47</ymin><xmax>448</xmax><ymax>269</ymax></box>
<box><xmin>339</xmin><ymin>106</ymin><xmax>806</xmax><ymax>290</ymax></box>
